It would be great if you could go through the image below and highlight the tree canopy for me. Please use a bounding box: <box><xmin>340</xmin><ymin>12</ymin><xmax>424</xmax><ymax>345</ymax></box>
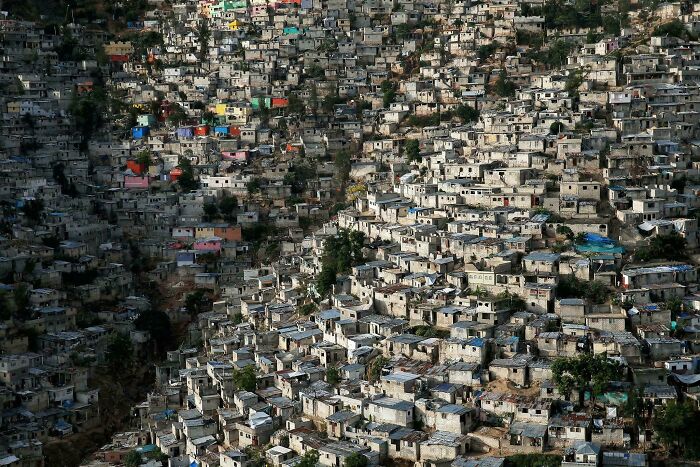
<box><xmin>69</xmin><ymin>87</ymin><xmax>107</xmax><ymax>149</ymax></box>
<box><xmin>22</xmin><ymin>199</ymin><xmax>44</xmax><ymax>224</ymax></box>
<box><xmin>405</xmin><ymin>139</ymin><xmax>420</xmax><ymax>163</ymax></box>
<box><xmin>184</xmin><ymin>289</ymin><xmax>210</xmax><ymax>315</ymax></box>
<box><xmin>123</xmin><ymin>450</ymin><xmax>142</xmax><ymax>467</ymax></box>
<box><xmin>344</xmin><ymin>452</ymin><xmax>368</xmax><ymax>467</ymax></box>
<box><xmin>455</xmin><ymin>103</ymin><xmax>479</xmax><ymax>123</ymax></box>
<box><xmin>635</xmin><ymin>231</ymin><xmax>688</xmax><ymax>262</ymax></box>
<box><xmin>177</xmin><ymin>157</ymin><xmax>200</xmax><ymax>191</ymax></box>
<box><xmin>381</xmin><ymin>80</ymin><xmax>397</xmax><ymax>108</ymax></box>
<box><xmin>368</xmin><ymin>356</ymin><xmax>388</xmax><ymax>382</ymax></box>
<box><xmin>326</xmin><ymin>366</ymin><xmax>340</xmax><ymax>385</ymax></box>
<box><xmin>133</xmin><ymin>309</ymin><xmax>173</xmax><ymax>356</ymax></box>
<box><xmin>218</xmin><ymin>195</ymin><xmax>238</xmax><ymax>222</ymax></box>
<box><xmin>493</xmin><ymin>70</ymin><xmax>516</xmax><ymax>97</ymax></box>
<box><xmin>653</xmin><ymin>400</ymin><xmax>700</xmax><ymax>459</ymax></box>
<box><xmin>316</xmin><ymin>229</ymin><xmax>365</xmax><ymax>298</ymax></box>
<box><xmin>334</xmin><ymin>151</ymin><xmax>352</xmax><ymax>186</ymax></box>
<box><xmin>233</xmin><ymin>365</ymin><xmax>257</xmax><ymax>392</ymax></box>
<box><xmin>297</xmin><ymin>450</ymin><xmax>319</xmax><ymax>467</ymax></box>
<box><xmin>105</xmin><ymin>333</ymin><xmax>133</xmax><ymax>372</ymax></box>
<box><xmin>556</xmin><ymin>276</ymin><xmax>611</xmax><ymax>304</ymax></box>
<box><xmin>551</xmin><ymin>353</ymin><xmax>622</xmax><ymax>405</ymax></box>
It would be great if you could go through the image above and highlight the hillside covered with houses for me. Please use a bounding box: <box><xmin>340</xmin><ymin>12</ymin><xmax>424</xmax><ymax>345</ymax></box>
<box><xmin>1</xmin><ymin>0</ymin><xmax>700</xmax><ymax>466</ymax></box>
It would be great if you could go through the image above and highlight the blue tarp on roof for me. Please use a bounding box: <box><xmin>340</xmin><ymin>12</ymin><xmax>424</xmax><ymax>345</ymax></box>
<box><xmin>584</xmin><ymin>233</ymin><xmax>615</xmax><ymax>244</ymax></box>
<box><xmin>137</xmin><ymin>444</ymin><xmax>157</xmax><ymax>453</ymax></box>
<box><xmin>54</xmin><ymin>420</ymin><xmax>72</xmax><ymax>430</ymax></box>
<box><xmin>575</xmin><ymin>233</ymin><xmax>625</xmax><ymax>254</ymax></box>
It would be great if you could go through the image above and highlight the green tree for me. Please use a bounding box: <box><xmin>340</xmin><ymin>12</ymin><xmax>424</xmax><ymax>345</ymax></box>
<box><xmin>335</xmin><ymin>151</ymin><xmax>352</xmax><ymax>186</ymax></box>
<box><xmin>247</xmin><ymin>178</ymin><xmax>263</xmax><ymax>194</ymax></box>
<box><xmin>299</xmin><ymin>302</ymin><xmax>317</xmax><ymax>315</ymax></box>
<box><xmin>406</xmin><ymin>113</ymin><xmax>441</xmax><ymax>127</ymax></box>
<box><xmin>670</xmin><ymin>177</ymin><xmax>686</xmax><ymax>194</ymax></box>
<box><xmin>69</xmin><ymin>88</ymin><xmax>107</xmax><ymax>148</ymax></box>
<box><xmin>52</xmin><ymin>162</ymin><xmax>72</xmax><ymax>195</ymax></box>
<box><xmin>306</xmin><ymin>65</ymin><xmax>325</xmax><ymax>79</ymax></box>
<box><xmin>493</xmin><ymin>70</ymin><xmax>516</xmax><ymax>97</ymax></box>
<box><xmin>622</xmin><ymin>387</ymin><xmax>645</xmax><ymax>425</ymax></box>
<box><xmin>316</xmin><ymin>229</ymin><xmax>365</xmax><ymax>298</ymax></box>
<box><xmin>197</xmin><ymin>20</ymin><xmax>211</xmax><ymax>62</ymax></box>
<box><xmin>393</xmin><ymin>23</ymin><xmax>412</xmax><ymax>41</ymax></box>
<box><xmin>477</xmin><ymin>43</ymin><xmax>497</xmax><ymax>61</ymax></box>
<box><xmin>177</xmin><ymin>157</ymin><xmax>200</xmax><ymax>191</ymax></box>
<box><xmin>202</xmin><ymin>110</ymin><xmax>215</xmax><ymax>124</ymax></box>
<box><xmin>602</xmin><ymin>15</ymin><xmax>621</xmax><ymax>36</ymax></box>
<box><xmin>550</xmin><ymin>121</ymin><xmax>566</xmax><ymax>134</ymax></box>
<box><xmin>381</xmin><ymin>80</ymin><xmax>397</xmax><ymax>108</ymax></box>
<box><xmin>455</xmin><ymin>103</ymin><xmax>479</xmax><ymax>123</ymax></box>
<box><xmin>287</xmin><ymin>94</ymin><xmax>304</xmax><ymax>114</ymax></box>
<box><xmin>285</xmin><ymin>162</ymin><xmax>317</xmax><ymax>195</ymax></box>
<box><xmin>653</xmin><ymin>19</ymin><xmax>692</xmax><ymax>40</ymax></box>
<box><xmin>316</xmin><ymin>266</ymin><xmax>338</xmax><ymax>299</ymax></box>
<box><xmin>344</xmin><ymin>452</ymin><xmax>368</xmax><ymax>467</ymax></box>
<box><xmin>167</xmin><ymin>102</ymin><xmax>188</xmax><ymax>126</ymax></box>
<box><xmin>123</xmin><ymin>450</ymin><xmax>142</xmax><ymax>467</ymax></box>
<box><xmin>326</xmin><ymin>366</ymin><xmax>340</xmax><ymax>385</ymax></box>
<box><xmin>565</xmin><ymin>70</ymin><xmax>585</xmax><ymax>97</ymax></box>
<box><xmin>551</xmin><ymin>353</ymin><xmax>621</xmax><ymax>406</ymax></box>
<box><xmin>516</xmin><ymin>30</ymin><xmax>544</xmax><ymax>46</ymax></box>
<box><xmin>297</xmin><ymin>450</ymin><xmax>320</xmax><ymax>467</ymax></box>
<box><xmin>653</xmin><ymin>400</ymin><xmax>700</xmax><ymax>458</ymax></box>
<box><xmin>22</xmin><ymin>199</ymin><xmax>44</xmax><ymax>224</ymax></box>
<box><xmin>202</xmin><ymin>202</ymin><xmax>219</xmax><ymax>222</ymax></box>
<box><xmin>539</xmin><ymin>39</ymin><xmax>574</xmax><ymax>68</ymax></box>
<box><xmin>134</xmin><ymin>309</ymin><xmax>173</xmax><ymax>356</ymax></box>
<box><xmin>368</xmin><ymin>356</ymin><xmax>388</xmax><ymax>382</ymax></box>
<box><xmin>665</xmin><ymin>297</ymin><xmax>683</xmax><ymax>321</ymax></box>
<box><xmin>12</xmin><ymin>284</ymin><xmax>30</xmax><ymax>317</ymax></box>
<box><xmin>635</xmin><ymin>231</ymin><xmax>688</xmax><ymax>262</ymax></box>
<box><xmin>233</xmin><ymin>365</ymin><xmax>257</xmax><ymax>392</ymax></box>
<box><xmin>219</xmin><ymin>195</ymin><xmax>238</xmax><ymax>221</ymax></box>
<box><xmin>309</xmin><ymin>85</ymin><xmax>319</xmax><ymax>114</ymax></box>
<box><xmin>556</xmin><ymin>225</ymin><xmax>574</xmax><ymax>240</ymax></box>
<box><xmin>405</xmin><ymin>139</ymin><xmax>420</xmax><ymax>163</ymax></box>
<box><xmin>0</xmin><ymin>291</ymin><xmax>16</xmax><ymax>320</ymax></box>
<box><xmin>136</xmin><ymin>149</ymin><xmax>152</xmax><ymax>168</ymax></box>
<box><xmin>415</xmin><ymin>326</ymin><xmax>437</xmax><ymax>338</ymax></box>
<box><xmin>556</xmin><ymin>276</ymin><xmax>611</xmax><ymax>304</ymax></box>
<box><xmin>322</xmin><ymin>94</ymin><xmax>345</xmax><ymax>113</ymax></box>
<box><xmin>105</xmin><ymin>333</ymin><xmax>133</xmax><ymax>372</ymax></box>
<box><xmin>185</xmin><ymin>289</ymin><xmax>208</xmax><ymax>315</ymax></box>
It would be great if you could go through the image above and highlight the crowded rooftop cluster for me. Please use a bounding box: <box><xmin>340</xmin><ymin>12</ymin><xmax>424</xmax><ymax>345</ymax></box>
<box><xmin>1</xmin><ymin>0</ymin><xmax>700</xmax><ymax>466</ymax></box>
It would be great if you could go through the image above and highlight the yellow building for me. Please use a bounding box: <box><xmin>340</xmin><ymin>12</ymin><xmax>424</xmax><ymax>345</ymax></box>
<box><xmin>104</xmin><ymin>41</ymin><xmax>134</xmax><ymax>55</ymax></box>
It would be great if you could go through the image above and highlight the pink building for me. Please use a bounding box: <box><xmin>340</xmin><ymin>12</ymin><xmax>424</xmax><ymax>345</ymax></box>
<box><xmin>193</xmin><ymin>237</ymin><xmax>222</xmax><ymax>252</ymax></box>
<box><xmin>124</xmin><ymin>176</ymin><xmax>150</xmax><ymax>189</ymax></box>
<box><xmin>222</xmin><ymin>150</ymin><xmax>249</xmax><ymax>162</ymax></box>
